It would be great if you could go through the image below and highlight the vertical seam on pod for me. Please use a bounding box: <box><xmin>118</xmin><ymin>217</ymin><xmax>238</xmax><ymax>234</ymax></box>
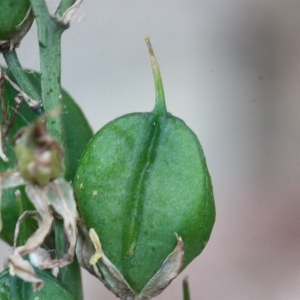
<box><xmin>121</xmin><ymin>114</ymin><xmax>162</xmax><ymax>279</ymax></box>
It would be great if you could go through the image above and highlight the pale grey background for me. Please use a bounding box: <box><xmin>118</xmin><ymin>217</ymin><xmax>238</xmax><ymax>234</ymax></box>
<box><xmin>1</xmin><ymin>0</ymin><xmax>300</xmax><ymax>299</ymax></box>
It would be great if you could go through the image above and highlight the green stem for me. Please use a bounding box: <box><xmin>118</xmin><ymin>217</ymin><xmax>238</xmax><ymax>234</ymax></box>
<box><xmin>183</xmin><ymin>277</ymin><xmax>191</xmax><ymax>300</ymax></box>
<box><xmin>15</xmin><ymin>190</ymin><xmax>27</xmax><ymax>247</ymax></box>
<box><xmin>3</xmin><ymin>50</ymin><xmax>43</xmax><ymax>115</ymax></box>
<box><xmin>30</xmin><ymin>0</ymin><xmax>66</xmax><ymax>147</ymax></box>
<box><xmin>30</xmin><ymin>0</ymin><xmax>81</xmax><ymax>296</ymax></box>
<box><xmin>30</xmin><ymin>0</ymin><xmax>70</xmax><ymax>179</ymax></box>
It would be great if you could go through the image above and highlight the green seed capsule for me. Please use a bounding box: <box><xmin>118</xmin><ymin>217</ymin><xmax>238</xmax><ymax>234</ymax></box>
<box><xmin>0</xmin><ymin>0</ymin><xmax>33</xmax><ymax>51</ymax></box>
<box><xmin>74</xmin><ymin>37</ymin><xmax>215</xmax><ymax>294</ymax></box>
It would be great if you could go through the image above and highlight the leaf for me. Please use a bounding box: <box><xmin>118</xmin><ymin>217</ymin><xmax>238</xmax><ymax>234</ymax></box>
<box><xmin>0</xmin><ymin>268</ymin><xmax>76</xmax><ymax>299</ymax></box>
<box><xmin>61</xmin><ymin>89</ymin><xmax>94</xmax><ymax>181</ymax></box>
<box><xmin>0</xmin><ymin>187</ymin><xmax>36</xmax><ymax>246</ymax></box>
<box><xmin>74</xmin><ymin>37</ymin><xmax>215</xmax><ymax>293</ymax></box>
<box><xmin>0</xmin><ymin>69</ymin><xmax>93</xmax><ymax>245</ymax></box>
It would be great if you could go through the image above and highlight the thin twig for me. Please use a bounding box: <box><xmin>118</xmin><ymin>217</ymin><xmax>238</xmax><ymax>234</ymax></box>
<box><xmin>3</xmin><ymin>95</ymin><xmax>23</xmax><ymax>142</ymax></box>
<box><xmin>183</xmin><ymin>276</ymin><xmax>191</xmax><ymax>300</ymax></box>
<box><xmin>0</xmin><ymin>69</ymin><xmax>8</xmax><ymax>161</ymax></box>
<box><xmin>3</xmin><ymin>73</ymin><xmax>42</xmax><ymax>110</ymax></box>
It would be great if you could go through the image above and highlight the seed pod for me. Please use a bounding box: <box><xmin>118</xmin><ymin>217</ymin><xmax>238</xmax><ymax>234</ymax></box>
<box><xmin>0</xmin><ymin>0</ymin><xmax>34</xmax><ymax>52</ymax></box>
<box><xmin>74</xmin><ymin>37</ymin><xmax>215</xmax><ymax>296</ymax></box>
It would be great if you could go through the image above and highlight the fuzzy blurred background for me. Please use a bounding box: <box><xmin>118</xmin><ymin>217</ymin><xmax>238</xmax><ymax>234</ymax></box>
<box><xmin>1</xmin><ymin>1</ymin><xmax>300</xmax><ymax>299</ymax></box>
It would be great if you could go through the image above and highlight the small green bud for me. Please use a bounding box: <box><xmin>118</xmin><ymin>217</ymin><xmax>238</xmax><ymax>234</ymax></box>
<box><xmin>0</xmin><ymin>0</ymin><xmax>34</xmax><ymax>52</ymax></box>
<box><xmin>14</xmin><ymin>120</ymin><xmax>64</xmax><ymax>186</ymax></box>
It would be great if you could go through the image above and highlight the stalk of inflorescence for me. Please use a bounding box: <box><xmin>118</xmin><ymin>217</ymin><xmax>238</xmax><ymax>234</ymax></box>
<box><xmin>3</xmin><ymin>50</ymin><xmax>43</xmax><ymax>115</ymax></box>
<box><xmin>183</xmin><ymin>277</ymin><xmax>191</xmax><ymax>300</ymax></box>
<box><xmin>29</xmin><ymin>0</ymin><xmax>66</xmax><ymax>152</ymax></box>
<box><xmin>29</xmin><ymin>1</ymin><xmax>82</xmax><ymax>298</ymax></box>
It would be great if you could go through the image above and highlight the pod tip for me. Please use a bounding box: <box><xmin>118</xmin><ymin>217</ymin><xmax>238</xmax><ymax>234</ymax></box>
<box><xmin>145</xmin><ymin>35</ymin><xmax>155</xmax><ymax>57</ymax></box>
<box><xmin>144</xmin><ymin>35</ymin><xmax>166</xmax><ymax>114</ymax></box>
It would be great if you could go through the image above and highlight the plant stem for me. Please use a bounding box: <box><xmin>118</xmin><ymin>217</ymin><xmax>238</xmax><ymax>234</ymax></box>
<box><xmin>30</xmin><ymin>0</ymin><xmax>81</xmax><ymax>297</ymax></box>
<box><xmin>183</xmin><ymin>277</ymin><xmax>191</xmax><ymax>300</ymax></box>
<box><xmin>30</xmin><ymin>0</ymin><xmax>70</xmax><ymax>183</ymax></box>
<box><xmin>15</xmin><ymin>190</ymin><xmax>27</xmax><ymax>247</ymax></box>
<box><xmin>30</xmin><ymin>0</ymin><xmax>66</xmax><ymax>148</ymax></box>
<box><xmin>3</xmin><ymin>50</ymin><xmax>43</xmax><ymax>115</ymax></box>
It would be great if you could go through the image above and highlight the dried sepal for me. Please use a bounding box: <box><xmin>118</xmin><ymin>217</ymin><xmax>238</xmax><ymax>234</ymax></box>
<box><xmin>14</xmin><ymin>184</ymin><xmax>54</xmax><ymax>255</ymax></box>
<box><xmin>0</xmin><ymin>171</ymin><xmax>26</xmax><ymax>189</ymax></box>
<box><xmin>76</xmin><ymin>222</ymin><xmax>136</xmax><ymax>299</ymax></box>
<box><xmin>95</xmin><ymin>254</ymin><xmax>136</xmax><ymax>300</ymax></box>
<box><xmin>9</xmin><ymin>251</ymin><xmax>44</xmax><ymax>292</ymax></box>
<box><xmin>17</xmin><ymin>179</ymin><xmax>77</xmax><ymax>269</ymax></box>
<box><xmin>45</xmin><ymin>178</ymin><xmax>78</xmax><ymax>266</ymax></box>
<box><xmin>89</xmin><ymin>228</ymin><xmax>102</xmax><ymax>265</ymax></box>
<box><xmin>56</xmin><ymin>0</ymin><xmax>84</xmax><ymax>26</ymax></box>
<box><xmin>137</xmin><ymin>235</ymin><xmax>184</xmax><ymax>299</ymax></box>
<box><xmin>12</xmin><ymin>209</ymin><xmax>38</xmax><ymax>248</ymax></box>
<box><xmin>2</xmin><ymin>177</ymin><xmax>78</xmax><ymax>290</ymax></box>
<box><xmin>29</xmin><ymin>247</ymin><xmax>54</xmax><ymax>270</ymax></box>
<box><xmin>76</xmin><ymin>223</ymin><xmax>185</xmax><ymax>300</ymax></box>
<box><xmin>0</xmin><ymin>120</ymin><xmax>77</xmax><ymax>290</ymax></box>
<box><xmin>76</xmin><ymin>221</ymin><xmax>96</xmax><ymax>275</ymax></box>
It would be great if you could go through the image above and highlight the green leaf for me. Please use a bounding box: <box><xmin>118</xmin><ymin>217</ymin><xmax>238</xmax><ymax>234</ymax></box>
<box><xmin>0</xmin><ymin>186</ymin><xmax>37</xmax><ymax>246</ymax></box>
<box><xmin>0</xmin><ymin>268</ymin><xmax>76</xmax><ymax>299</ymax></box>
<box><xmin>62</xmin><ymin>88</ymin><xmax>94</xmax><ymax>181</ymax></box>
<box><xmin>0</xmin><ymin>69</ymin><xmax>93</xmax><ymax>245</ymax></box>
